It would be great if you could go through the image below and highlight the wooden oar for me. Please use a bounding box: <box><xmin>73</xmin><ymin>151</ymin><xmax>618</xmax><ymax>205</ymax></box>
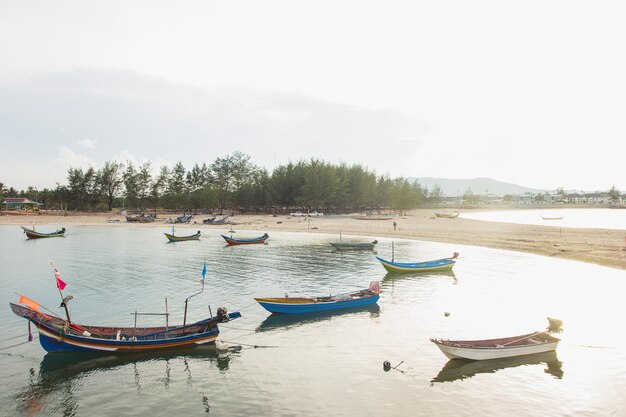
<box><xmin>501</xmin><ymin>331</ymin><xmax>545</xmax><ymax>346</ymax></box>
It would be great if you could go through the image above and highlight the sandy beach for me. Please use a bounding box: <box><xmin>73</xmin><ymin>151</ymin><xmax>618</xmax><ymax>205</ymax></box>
<box><xmin>3</xmin><ymin>209</ymin><xmax>625</xmax><ymax>270</ymax></box>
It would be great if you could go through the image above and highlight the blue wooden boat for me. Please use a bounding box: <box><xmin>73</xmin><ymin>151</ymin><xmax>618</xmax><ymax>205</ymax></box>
<box><xmin>10</xmin><ymin>263</ymin><xmax>240</xmax><ymax>353</ymax></box>
<box><xmin>255</xmin><ymin>282</ymin><xmax>380</xmax><ymax>314</ymax></box>
<box><xmin>222</xmin><ymin>233</ymin><xmax>269</xmax><ymax>246</ymax></box>
<box><xmin>164</xmin><ymin>230</ymin><xmax>201</xmax><ymax>242</ymax></box>
<box><xmin>377</xmin><ymin>252</ymin><xmax>459</xmax><ymax>273</ymax></box>
<box><xmin>11</xmin><ymin>302</ymin><xmax>240</xmax><ymax>353</ymax></box>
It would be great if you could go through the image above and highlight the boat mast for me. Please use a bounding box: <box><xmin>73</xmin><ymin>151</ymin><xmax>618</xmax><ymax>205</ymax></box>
<box><xmin>182</xmin><ymin>262</ymin><xmax>206</xmax><ymax>334</ymax></box>
<box><xmin>50</xmin><ymin>261</ymin><xmax>72</xmax><ymax>323</ymax></box>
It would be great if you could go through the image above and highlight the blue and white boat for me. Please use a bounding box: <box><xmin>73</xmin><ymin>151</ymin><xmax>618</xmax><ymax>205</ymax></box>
<box><xmin>377</xmin><ymin>252</ymin><xmax>459</xmax><ymax>273</ymax></box>
<box><xmin>255</xmin><ymin>282</ymin><xmax>380</xmax><ymax>314</ymax></box>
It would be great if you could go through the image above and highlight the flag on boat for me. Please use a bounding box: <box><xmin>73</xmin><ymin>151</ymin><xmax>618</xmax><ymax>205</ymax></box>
<box><xmin>201</xmin><ymin>260</ymin><xmax>207</xmax><ymax>284</ymax></box>
<box><xmin>18</xmin><ymin>294</ymin><xmax>41</xmax><ymax>312</ymax></box>
<box><xmin>53</xmin><ymin>267</ymin><xmax>67</xmax><ymax>290</ymax></box>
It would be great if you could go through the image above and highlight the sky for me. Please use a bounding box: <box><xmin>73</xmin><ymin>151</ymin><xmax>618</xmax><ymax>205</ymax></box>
<box><xmin>1</xmin><ymin>1</ymin><xmax>625</xmax><ymax>192</ymax></box>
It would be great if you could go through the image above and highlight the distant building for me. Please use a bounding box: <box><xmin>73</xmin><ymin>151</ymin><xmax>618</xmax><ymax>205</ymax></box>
<box><xmin>2</xmin><ymin>198</ymin><xmax>43</xmax><ymax>211</ymax></box>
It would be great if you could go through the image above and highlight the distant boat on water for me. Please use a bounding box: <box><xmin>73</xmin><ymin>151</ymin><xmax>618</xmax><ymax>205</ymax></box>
<box><xmin>330</xmin><ymin>231</ymin><xmax>378</xmax><ymax>250</ymax></box>
<box><xmin>164</xmin><ymin>229</ymin><xmax>201</xmax><ymax>242</ymax></box>
<box><xmin>541</xmin><ymin>215</ymin><xmax>564</xmax><ymax>220</ymax></box>
<box><xmin>222</xmin><ymin>232</ymin><xmax>269</xmax><ymax>246</ymax></box>
<box><xmin>21</xmin><ymin>226</ymin><xmax>65</xmax><ymax>239</ymax></box>
<box><xmin>435</xmin><ymin>212</ymin><xmax>459</xmax><ymax>219</ymax></box>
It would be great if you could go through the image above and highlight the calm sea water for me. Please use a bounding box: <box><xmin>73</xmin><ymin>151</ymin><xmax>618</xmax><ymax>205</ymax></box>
<box><xmin>0</xmin><ymin>225</ymin><xmax>625</xmax><ymax>416</ymax></box>
<box><xmin>461</xmin><ymin>208</ymin><xmax>626</xmax><ymax>230</ymax></box>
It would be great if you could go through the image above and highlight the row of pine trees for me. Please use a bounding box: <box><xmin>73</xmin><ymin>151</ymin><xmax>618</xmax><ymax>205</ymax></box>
<box><xmin>1</xmin><ymin>152</ymin><xmax>445</xmax><ymax>212</ymax></box>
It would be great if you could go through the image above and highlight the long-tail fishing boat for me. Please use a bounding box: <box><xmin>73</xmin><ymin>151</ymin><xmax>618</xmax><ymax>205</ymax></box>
<box><xmin>255</xmin><ymin>282</ymin><xmax>380</xmax><ymax>314</ymax></box>
<box><xmin>10</xmin><ymin>262</ymin><xmax>240</xmax><ymax>353</ymax></box>
<box><xmin>203</xmin><ymin>215</ymin><xmax>229</xmax><ymax>225</ymax></box>
<box><xmin>21</xmin><ymin>226</ymin><xmax>66</xmax><ymax>239</ymax></box>
<box><xmin>164</xmin><ymin>227</ymin><xmax>201</xmax><ymax>242</ymax></box>
<box><xmin>430</xmin><ymin>318</ymin><xmax>562</xmax><ymax>361</ymax></box>
<box><xmin>377</xmin><ymin>252</ymin><xmax>459</xmax><ymax>273</ymax></box>
<box><xmin>221</xmin><ymin>232</ymin><xmax>269</xmax><ymax>246</ymax></box>
<box><xmin>329</xmin><ymin>231</ymin><xmax>378</xmax><ymax>250</ymax></box>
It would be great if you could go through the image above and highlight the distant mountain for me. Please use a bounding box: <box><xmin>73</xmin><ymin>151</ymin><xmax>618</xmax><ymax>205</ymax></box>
<box><xmin>407</xmin><ymin>177</ymin><xmax>543</xmax><ymax>197</ymax></box>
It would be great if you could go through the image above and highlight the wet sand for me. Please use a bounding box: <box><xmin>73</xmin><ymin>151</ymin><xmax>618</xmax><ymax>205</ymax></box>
<box><xmin>3</xmin><ymin>209</ymin><xmax>625</xmax><ymax>270</ymax></box>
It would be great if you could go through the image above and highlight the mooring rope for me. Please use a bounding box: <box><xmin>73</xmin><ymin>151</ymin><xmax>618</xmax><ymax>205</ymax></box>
<box><xmin>0</xmin><ymin>335</ymin><xmax>39</xmax><ymax>351</ymax></box>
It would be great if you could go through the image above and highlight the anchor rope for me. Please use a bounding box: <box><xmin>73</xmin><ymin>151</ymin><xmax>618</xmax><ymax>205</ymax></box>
<box><xmin>0</xmin><ymin>335</ymin><xmax>39</xmax><ymax>351</ymax></box>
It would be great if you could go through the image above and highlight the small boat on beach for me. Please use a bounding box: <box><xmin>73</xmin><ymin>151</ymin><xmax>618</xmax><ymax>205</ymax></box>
<box><xmin>434</xmin><ymin>212</ymin><xmax>459</xmax><ymax>219</ymax></box>
<box><xmin>221</xmin><ymin>232</ymin><xmax>269</xmax><ymax>246</ymax></box>
<box><xmin>377</xmin><ymin>252</ymin><xmax>458</xmax><ymax>273</ymax></box>
<box><xmin>255</xmin><ymin>282</ymin><xmax>380</xmax><ymax>314</ymax></box>
<box><xmin>204</xmin><ymin>215</ymin><xmax>229</xmax><ymax>224</ymax></box>
<box><xmin>10</xmin><ymin>263</ymin><xmax>240</xmax><ymax>353</ymax></box>
<box><xmin>431</xmin><ymin>319</ymin><xmax>562</xmax><ymax>361</ymax></box>
<box><xmin>21</xmin><ymin>226</ymin><xmax>66</xmax><ymax>239</ymax></box>
<box><xmin>164</xmin><ymin>229</ymin><xmax>201</xmax><ymax>242</ymax></box>
<box><xmin>166</xmin><ymin>214</ymin><xmax>192</xmax><ymax>224</ymax></box>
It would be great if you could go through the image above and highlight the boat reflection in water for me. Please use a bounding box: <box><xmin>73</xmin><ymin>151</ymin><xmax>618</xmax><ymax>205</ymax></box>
<box><xmin>14</xmin><ymin>345</ymin><xmax>238</xmax><ymax>416</ymax></box>
<box><xmin>383</xmin><ymin>270</ymin><xmax>458</xmax><ymax>284</ymax></box>
<box><xmin>256</xmin><ymin>304</ymin><xmax>380</xmax><ymax>333</ymax></box>
<box><xmin>431</xmin><ymin>351</ymin><xmax>563</xmax><ymax>384</ymax></box>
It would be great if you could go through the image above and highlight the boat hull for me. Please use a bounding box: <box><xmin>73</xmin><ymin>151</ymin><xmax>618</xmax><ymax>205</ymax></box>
<box><xmin>330</xmin><ymin>242</ymin><xmax>376</xmax><ymax>250</ymax></box>
<box><xmin>36</xmin><ymin>324</ymin><xmax>219</xmax><ymax>353</ymax></box>
<box><xmin>221</xmin><ymin>235</ymin><xmax>268</xmax><ymax>245</ymax></box>
<box><xmin>376</xmin><ymin>257</ymin><xmax>455</xmax><ymax>273</ymax></box>
<box><xmin>164</xmin><ymin>232</ymin><xmax>201</xmax><ymax>242</ymax></box>
<box><xmin>431</xmin><ymin>332</ymin><xmax>560</xmax><ymax>360</ymax></box>
<box><xmin>11</xmin><ymin>303</ymin><xmax>240</xmax><ymax>354</ymax></box>
<box><xmin>22</xmin><ymin>226</ymin><xmax>65</xmax><ymax>239</ymax></box>
<box><xmin>255</xmin><ymin>294</ymin><xmax>379</xmax><ymax>314</ymax></box>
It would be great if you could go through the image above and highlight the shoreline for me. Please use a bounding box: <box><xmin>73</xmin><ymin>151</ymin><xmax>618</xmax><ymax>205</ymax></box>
<box><xmin>2</xmin><ymin>209</ymin><xmax>625</xmax><ymax>270</ymax></box>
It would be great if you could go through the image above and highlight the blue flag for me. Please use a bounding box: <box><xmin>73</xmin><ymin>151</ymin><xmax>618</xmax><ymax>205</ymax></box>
<box><xmin>201</xmin><ymin>261</ymin><xmax>207</xmax><ymax>283</ymax></box>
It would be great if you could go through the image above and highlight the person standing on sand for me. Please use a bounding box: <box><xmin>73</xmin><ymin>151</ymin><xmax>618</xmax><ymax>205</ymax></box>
<box><xmin>393</xmin><ymin>221</ymin><xmax>397</xmax><ymax>231</ymax></box>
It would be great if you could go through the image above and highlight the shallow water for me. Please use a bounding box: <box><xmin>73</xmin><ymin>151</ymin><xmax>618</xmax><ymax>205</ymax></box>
<box><xmin>461</xmin><ymin>208</ymin><xmax>626</xmax><ymax>230</ymax></box>
<box><xmin>0</xmin><ymin>225</ymin><xmax>625</xmax><ymax>416</ymax></box>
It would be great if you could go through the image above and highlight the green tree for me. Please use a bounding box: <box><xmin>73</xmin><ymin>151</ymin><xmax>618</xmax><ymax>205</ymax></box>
<box><xmin>97</xmin><ymin>161</ymin><xmax>124</xmax><ymax>211</ymax></box>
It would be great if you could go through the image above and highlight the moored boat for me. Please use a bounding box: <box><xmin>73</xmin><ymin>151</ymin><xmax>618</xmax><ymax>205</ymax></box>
<box><xmin>222</xmin><ymin>233</ymin><xmax>269</xmax><ymax>246</ymax></box>
<box><xmin>330</xmin><ymin>240</ymin><xmax>378</xmax><ymax>251</ymax></box>
<box><xmin>431</xmin><ymin>318</ymin><xmax>563</xmax><ymax>361</ymax></box>
<box><xmin>21</xmin><ymin>226</ymin><xmax>66</xmax><ymax>239</ymax></box>
<box><xmin>434</xmin><ymin>212</ymin><xmax>459</xmax><ymax>219</ymax></box>
<box><xmin>541</xmin><ymin>215</ymin><xmax>564</xmax><ymax>220</ymax></box>
<box><xmin>255</xmin><ymin>282</ymin><xmax>380</xmax><ymax>314</ymax></box>
<box><xmin>164</xmin><ymin>230</ymin><xmax>201</xmax><ymax>242</ymax></box>
<box><xmin>377</xmin><ymin>252</ymin><xmax>458</xmax><ymax>273</ymax></box>
<box><xmin>10</xmin><ymin>262</ymin><xmax>240</xmax><ymax>353</ymax></box>
<box><xmin>431</xmin><ymin>332</ymin><xmax>560</xmax><ymax>361</ymax></box>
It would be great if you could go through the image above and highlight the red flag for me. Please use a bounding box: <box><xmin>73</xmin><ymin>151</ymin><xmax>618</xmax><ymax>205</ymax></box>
<box><xmin>54</xmin><ymin>271</ymin><xmax>67</xmax><ymax>290</ymax></box>
<box><xmin>56</xmin><ymin>276</ymin><xmax>67</xmax><ymax>290</ymax></box>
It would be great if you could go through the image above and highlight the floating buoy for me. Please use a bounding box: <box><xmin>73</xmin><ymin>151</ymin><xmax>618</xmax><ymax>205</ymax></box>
<box><xmin>383</xmin><ymin>361</ymin><xmax>391</xmax><ymax>372</ymax></box>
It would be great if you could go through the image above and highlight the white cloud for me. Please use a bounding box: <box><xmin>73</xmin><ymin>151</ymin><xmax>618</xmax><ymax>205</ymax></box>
<box><xmin>52</xmin><ymin>146</ymin><xmax>97</xmax><ymax>170</ymax></box>
<box><xmin>77</xmin><ymin>138</ymin><xmax>98</xmax><ymax>149</ymax></box>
